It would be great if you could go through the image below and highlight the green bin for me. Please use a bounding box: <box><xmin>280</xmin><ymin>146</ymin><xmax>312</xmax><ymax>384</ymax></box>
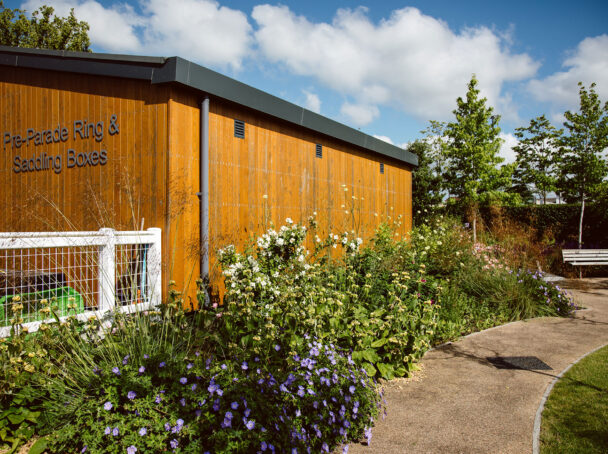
<box><xmin>0</xmin><ymin>286</ymin><xmax>84</xmax><ymax>326</ymax></box>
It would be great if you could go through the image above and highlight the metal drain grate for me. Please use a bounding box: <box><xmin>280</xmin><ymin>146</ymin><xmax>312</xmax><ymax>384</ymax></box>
<box><xmin>486</xmin><ymin>356</ymin><xmax>552</xmax><ymax>371</ymax></box>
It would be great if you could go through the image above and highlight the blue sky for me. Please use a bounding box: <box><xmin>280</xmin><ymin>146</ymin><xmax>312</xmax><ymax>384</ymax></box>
<box><xmin>8</xmin><ymin>0</ymin><xmax>608</xmax><ymax>161</ymax></box>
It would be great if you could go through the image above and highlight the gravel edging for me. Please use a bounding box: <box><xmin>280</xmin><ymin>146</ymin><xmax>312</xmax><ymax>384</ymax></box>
<box><xmin>531</xmin><ymin>341</ymin><xmax>608</xmax><ymax>454</ymax></box>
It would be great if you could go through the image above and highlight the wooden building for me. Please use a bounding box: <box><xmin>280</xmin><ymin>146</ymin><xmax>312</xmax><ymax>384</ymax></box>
<box><xmin>0</xmin><ymin>46</ymin><xmax>418</xmax><ymax>306</ymax></box>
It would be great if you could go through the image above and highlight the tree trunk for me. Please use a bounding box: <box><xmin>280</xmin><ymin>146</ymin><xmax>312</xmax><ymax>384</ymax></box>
<box><xmin>473</xmin><ymin>212</ymin><xmax>477</xmax><ymax>243</ymax></box>
<box><xmin>578</xmin><ymin>195</ymin><xmax>585</xmax><ymax>249</ymax></box>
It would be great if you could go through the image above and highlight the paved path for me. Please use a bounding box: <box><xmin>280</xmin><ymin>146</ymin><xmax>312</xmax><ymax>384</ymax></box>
<box><xmin>350</xmin><ymin>278</ymin><xmax>608</xmax><ymax>454</ymax></box>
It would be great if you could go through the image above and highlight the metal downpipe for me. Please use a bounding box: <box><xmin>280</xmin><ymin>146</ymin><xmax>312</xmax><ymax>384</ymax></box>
<box><xmin>198</xmin><ymin>96</ymin><xmax>210</xmax><ymax>303</ymax></box>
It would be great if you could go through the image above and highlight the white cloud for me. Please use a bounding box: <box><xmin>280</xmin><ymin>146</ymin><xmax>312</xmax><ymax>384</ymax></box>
<box><xmin>340</xmin><ymin>102</ymin><xmax>379</xmax><ymax>126</ymax></box>
<box><xmin>23</xmin><ymin>0</ymin><xmax>142</xmax><ymax>52</ymax></box>
<box><xmin>303</xmin><ymin>90</ymin><xmax>321</xmax><ymax>113</ymax></box>
<box><xmin>22</xmin><ymin>0</ymin><xmax>252</xmax><ymax>70</ymax></box>
<box><xmin>528</xmin><ymin>35</ymin><xmax>608</xmax><ymax>111</ymax></box>
<box><xmin>499</xmin><ymin>132</ymin><xmax>518</xmax><ymax>164</ymax></box>
<box><xmin>252</xmin><ymin>5</ymin><xmax>539</xmax><ymax>123</ymax></box>
<box><xmin>373</xmin><ymin>134</ymin><xmax>394</xmax><ymax>145</ymax></box>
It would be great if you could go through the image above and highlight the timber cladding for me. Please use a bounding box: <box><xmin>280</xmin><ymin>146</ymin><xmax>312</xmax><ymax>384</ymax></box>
<box><xmin>207</xmin><ymin>100</ymin><xmax>413</xmax><ymax>291</ymax></box>
<box><xmin>0</xmin><ymin>49</ymin><xmax>414</xmax><ymax>307</ymax></box>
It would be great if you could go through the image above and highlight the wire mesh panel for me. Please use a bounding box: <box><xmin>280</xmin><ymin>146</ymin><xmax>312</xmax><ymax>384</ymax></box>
<box><xmin>115</xmin><ymin>243</ymin><xmax>151</xmax><ymax>307</ymax></box>
<box><xmin>0</xmin><ymin>246</ymin><xmax>98</xmax><ymax>326</ymax></box>
<box><xmin>0</xmin><ymin>228</ymin><xmax>161</xmax><ymax>336</ymax></box>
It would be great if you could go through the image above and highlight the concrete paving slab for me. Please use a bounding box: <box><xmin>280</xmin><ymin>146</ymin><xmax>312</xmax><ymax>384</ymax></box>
<box><xmin>350</xmin><ymin>278</ymin><xmax>608</xmax><ymax>454</ymax></box>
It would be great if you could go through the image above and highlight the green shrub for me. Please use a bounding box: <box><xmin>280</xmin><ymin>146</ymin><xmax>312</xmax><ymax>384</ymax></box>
<box><xmin>402</xmin><ymin>215</ymin><xmax>576</xmax><ymax>344</ymax></box>
<box><xmin>215</xmin><ymin>219</ymin><xmax>441</xmax><ymax>379</ymax></box>
<box><xmin>44</xmin><ymin>328</ymin><xmax>380</xmax><ymax>453</ymax></box>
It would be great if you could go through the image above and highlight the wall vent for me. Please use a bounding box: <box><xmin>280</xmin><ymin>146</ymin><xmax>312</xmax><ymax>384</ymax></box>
<box><xmin>380</xmin><ymin>162</ymin><xmax>385</xmax><ymax>174</ymax></box>
<box><xmin>315</xmin><ymin>144</ymin><xmax>323</xmax><ymax>158</ymax></box>
<box><xmin>234</xmin><ymin>119</ymin><xmax>245</xmax><ymax>139</ymax></box>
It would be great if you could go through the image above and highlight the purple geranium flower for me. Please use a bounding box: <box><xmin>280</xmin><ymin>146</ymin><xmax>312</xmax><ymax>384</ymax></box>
<box><xmin>180</xmin><ymin>377</ymin><xmax>187</xmax><ymax>384</ymax></box>
<box><xmin>112</xmin><ymin>367</ymin><xmax>120</xmax><ymax>376</ymax></box>
<box><xmin>155</xmin><ymin>395</ymin><xmax>162</xmax><ymax>404</ymax></box>
<box><xmin>127</xmin><ymin>391</ymin><xmax>136</xmax><ymax>400</ymax></box>
<box><xmin>242</xmin><ymin>361</ymin><xmax>248</xmax><ymax>370</ymax></box>
<box><xmin>274</xmin><ymin>344</ymin><xmax>280</xmax><ymax>351</ymax></box>
<box><xmin>104</xmin><ymin>426</ymin><xmax>111</xmax><ymax>435</ymax></box>
<box><xmin>170</xmin><ymin>439</ymin><xmax>179</xmax><ymax>449</ymax></box>
<box><xmin>244</xmin><ymin>418</ymin><xmax>255</xmax><ymax>430</ymax></box>
<box><xmin>112</xmin><ymin>427</ymin><xmax>119</xmax><ymax>437</ymax></box>
<box><xmin>139</xmin><ymin>427</ymin><xmax>147</xmax><ymax>436</ymax></box>
<box><xmin>138</xmin><ymin>366</ymin><xmax>145</xmax><ymax>374</ymax></box>
<box><xmin>81</xmin><ymin>446</ymin><xmax>87</xmax><ymax>453</ymax></box>
<box><xmin>104</xmin><ymin>402</ymin><xmax>113</xmax><ymax>411</ymax></box>
<box><xmin>187</xmin><ymin>363</ymin><xmax>193</xmax><ymax>369</ymax></box>
<box><xmin>159</xmin><ymin>362</ymin><xmax>166</xmax><ymax>368</ymax></box>
<box><xmin>122</xmin><ymin>355</ymin><xmax>130</xmax><ymax>365</ymax></box>
<box><xmin>127</xmin><ymin>446</ymin><xmax>137</xmax><ymax>454</ymax></box>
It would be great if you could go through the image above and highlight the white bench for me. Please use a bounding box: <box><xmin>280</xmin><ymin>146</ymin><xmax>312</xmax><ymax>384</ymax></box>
<box><xmin>563</xmin><ymin>249</ymin><xmax>608</xmax><ymax>278</ymax></box>
<box><xmin>562</xmin><ymin>249</ymin><xmax>608</xmax><ymax>266</ymax></box>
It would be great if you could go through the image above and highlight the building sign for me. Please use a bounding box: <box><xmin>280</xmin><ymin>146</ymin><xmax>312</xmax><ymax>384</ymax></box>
<box><xmin>3</xmin><ymin>115</ymin><xmax>119</xmax><ymax>174</ymax></box>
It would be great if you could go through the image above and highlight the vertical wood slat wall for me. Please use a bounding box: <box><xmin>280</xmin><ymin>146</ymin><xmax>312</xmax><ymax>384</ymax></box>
<box><xmin>207</xmin><ymin>100</ymin><xmax>413</xmax><ymax>292</ymax></box>
<box><xmin>0</xmin><ymin>66</ymin><xmax>413</xmax><ymax>306</ymax></box>
<box><xmin>0</xmin><ymin>67</ymin><xmax>193</xmax><ymax>305</ymax></box>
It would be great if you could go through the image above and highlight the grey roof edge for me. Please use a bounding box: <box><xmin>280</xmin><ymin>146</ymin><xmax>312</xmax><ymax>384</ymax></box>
<box><xmin>0</xmin><ymin>47</ymin><xmax>418</xmax><ymax>167</ymax></box>
<box><xmin>0</xmin><ymin>45</ymin><xmax>166</xmax><ymax>64</ymax></box>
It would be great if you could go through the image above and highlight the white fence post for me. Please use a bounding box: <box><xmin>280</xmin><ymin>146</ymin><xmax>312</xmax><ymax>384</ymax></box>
<box><xmin>147</xmin><ymin>227</ymin><xmax>162</xmax><ymax>307</ymax></box>
<box><xmin>98</xmin><ymin>228</ymin><xmax>116</xmax><ymax>313</ymax></box>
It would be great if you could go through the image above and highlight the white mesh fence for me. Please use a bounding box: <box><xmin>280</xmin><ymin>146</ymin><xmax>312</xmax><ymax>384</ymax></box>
<box><xmin>0</xmin><ymin>228</ymin><xmax>161</xmax><ymax>337</ymax></box>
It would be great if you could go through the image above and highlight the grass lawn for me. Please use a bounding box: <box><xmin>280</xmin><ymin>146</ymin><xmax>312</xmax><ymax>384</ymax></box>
<box><xmin>540</xmin><ymin>344</ymin><xmax>608</xmax><ymax>453</ymax></box>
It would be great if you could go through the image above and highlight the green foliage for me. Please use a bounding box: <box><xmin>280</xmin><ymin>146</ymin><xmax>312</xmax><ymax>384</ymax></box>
<box><xmin>0</xmin><ymin>211</ymin><xmax>581</xmax><ymax>453</ymax></box>
<box><xmin>558</xmin><ymin>82</ymin><xmax>608</xmax><ymax>203</ymax></box>
<box><xmin>410</xmin><ymin>122</ymin><xmax>447</xmax><ymax>225</ymax></box>
<box><xmin>0</xmin><ymin>1</ymin><xmax>90</xmax><ymax>51</ymax></box>
<box><xmin>442</xmin><ymin>75</ymin><xmax>509</xmax><ymax>203</ymax></box>
<box><xmin>43</xmin><ymin>319</ymin><xmax>380</xmax><ymax>453</ymax></box>
<box><xmin>477</xmin><ymin>203</ymin><xmax>608</xmax><ymax>249</ymax></box>
<box><xmin>513</xmin><ymin>115</ymin><xmax>562</xmax><ymax>203</ymax></box>
<box><xmin>0</xmin><ymin>386</ymin><xmax>44</xmax><ymax>452</ymax></box>
<box><xmin>557</xmin><ymin>82</ymin><xmax>608</xmax><ymax>247</ymax></box>
<box><xmin>215</xmin><ymin>219</ymin><xmax>441</xmax><ymax>380</ymax></box>
<box><xmin>1</xmin><ymin>279</ymin><xmax>381</xmax><ymax>453</ymax></box>
<box><xmin>403</xmin><ymin>216</ymin><xmax>576</xmax><ymax>344</ymax></box>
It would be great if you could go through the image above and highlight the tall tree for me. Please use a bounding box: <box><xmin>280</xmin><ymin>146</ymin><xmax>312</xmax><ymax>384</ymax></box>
<box><xmin>407</xmin><ymin>139</ymin><xmax>443</xmax><ymax>225</ymax></box>
<box><xmin>442</xmin><ymin>75</ymin><xmax>508</xmax><ymax>241</ymax></box>
<box><xmin>558</xmin><ymin>82</ymin><xmax>608</xmax><ymax>249</ymax></box>
<box><xmin>0</xmin><ymin>1</ymin><xmax>90</xmax><ymax>51</ymax></box>
<box><xmin>512</xmin><ymin>115</ymin><xmax>562</xmax><ymax>204</ymax></box>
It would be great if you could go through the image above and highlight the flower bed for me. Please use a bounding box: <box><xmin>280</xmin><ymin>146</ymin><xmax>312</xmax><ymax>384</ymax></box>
<box><xmin>0</xmin><ymin>214</ymin><xmax>575</xmax><ymax>453</ymax></box>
